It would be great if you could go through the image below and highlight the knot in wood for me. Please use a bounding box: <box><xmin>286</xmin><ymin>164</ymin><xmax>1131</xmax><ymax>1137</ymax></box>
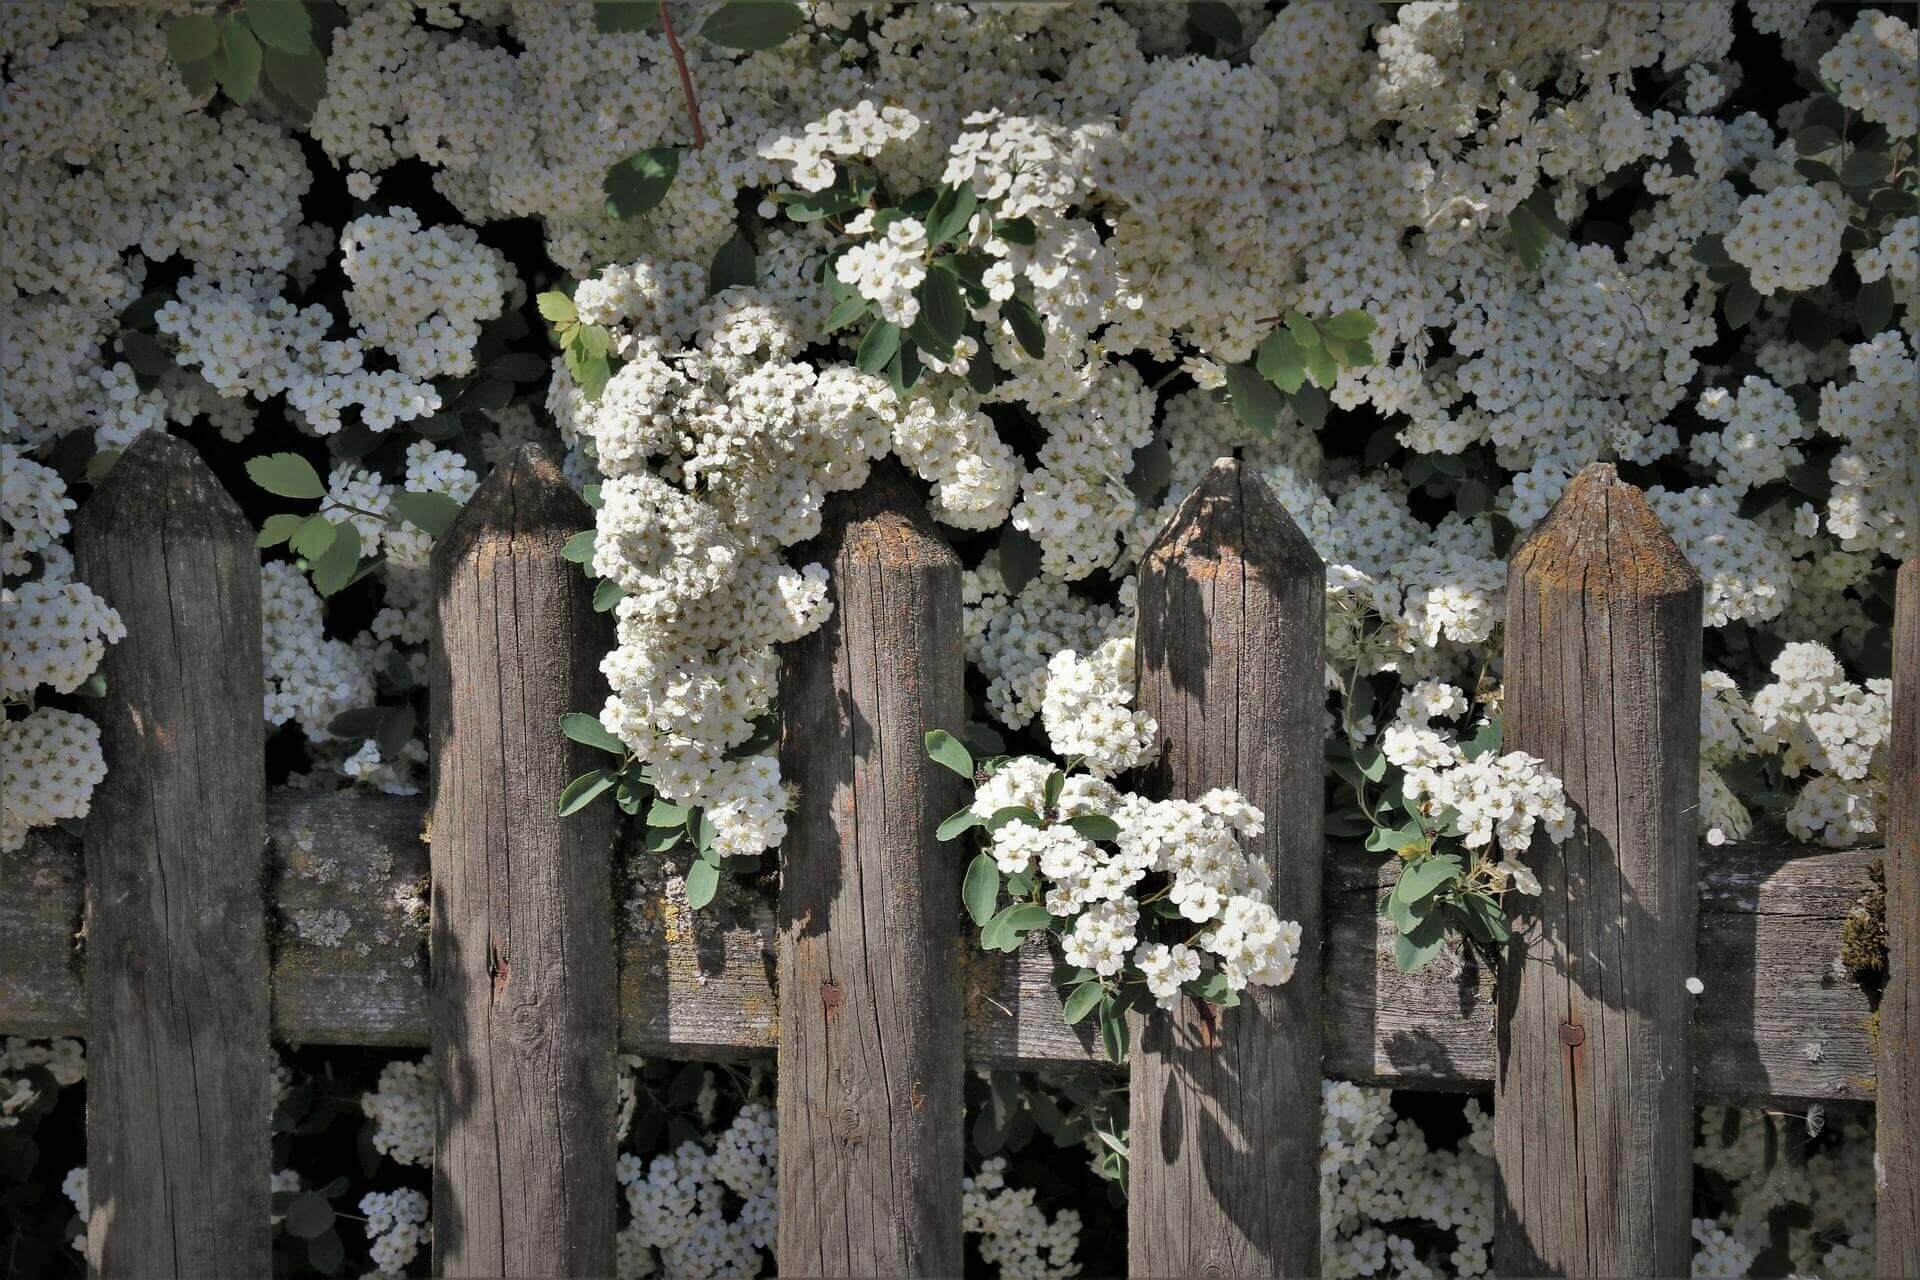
<box><xmin>1558</xmin><ymin>1021</ymin><xmax>1586</xmax><ymax>1047</ymax></box>
<box><xmin>509</xmin><ymin>1003</ymin><xmax>545</xmax><ymax>1047</ymax></box>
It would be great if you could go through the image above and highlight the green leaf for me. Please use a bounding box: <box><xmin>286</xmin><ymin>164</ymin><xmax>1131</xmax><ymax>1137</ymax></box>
<box><xmin>257</xmin><ymin>513</ymin><xmax>304</xmax><ymax>548</ymax></box>
<box><xmin>242</xmin><ymin>0</ymin><xmax>313</xmax><ymax>54</ymax></box>
<box><xmin>709</xmin><ymin>230</ymin><xmax>756</xmax><ymax>295</ymax></box>
<box><xmin>1395</xmin><ymin>854</ymin><xmax>1464</xmax><ymax>904</ymax></box>
<box><xmin>1723</xmin><ymin>278</ymin><xmax>1761</xmax><ymax>330</ymax></box>
<box><xmin>592</xmin><ymin>578</ymin><xmax>626</xmax><ymax>611</ymax></box>
<box><xmin>1003</xmin><ymin>903</ymin><xmax>1053</xmax><ymax>933</ymax></box>
<box><xmin>1097</xmin><ymin>997</ymin><xmax>1129</xmax><ymax>1063</ymax></box>
<box><xmin>856</xmin><ymin>320</ymin><xmax>901</xmax><ymax>375</ymax></box>
<box><xmin>561</xmin><ymin>712</ymin><xmax>626</xmax><ymax>756</ymax></box>
<box><xmin>824</xmin><ymin>293</ymin><xmax>870</xmax><ymax>332</ymax></box>
<box><xmin>1840</xmin><ymin>149</ymin><xmax>1891</xmax><ymax>188</ymax></box>
<box><xmin>1003</xmin><ymin>297</ymin><xmax>1046</xmax><ymax>358</ymax></box>
<box><xmin>1302</xmin><ymin>341</ymin><xmax>1339</xmax><ymax>389</ymax></box>
<box><xmin>389</xmin><ymin>491</ymin><xmax>462</xmax><ymax>538</ymax></box>
<box><xmin>247</xmin><ymin>452</ymin><xmax>325</xmax><ymax>499</ymax></box>
<box><xmin>925</xmin><ymin>183</ymin><xmax>978</xmax><ymax>247</ymax></box>
<box><xmin>1392</xmin><ymin>913</ymin><xmax>1448</xmax><ymax>972</ymax></box>
<box><xmin>963</xmin><ymin>853</ymin><xmax>1000</xmax><ymax>926</ymax></box>
<box><xmin>1320</xmin><ymin>309</ymin><xmax>1375</xmax><ymax>341</ymax></box>
<box><xmin>1461</xmin><ymin>716</ymin><xmax>1502</xmax><ymax>760</ymax></box>
<box><xmin>216</xmin><ymin>15</ymin><xmax>263</xmax><ymax>102</ymax></box>
<box><xmin>911</xmin><ymin>263</ymin><xmax>966</xmax><ymax>359</ymax></box>
<box><xmin>924</xmin><ymin>730</ymin><xmax>974</xmax><ymax>779</ymax></box>
<box><xmin>994</xmin><ymin>216</ymin><xmax>1036</xmax><ymax>246</ymax></box>
<box><xmin>1858</xmin><ymin>276</ymin><xmax>1894</xmax><ymax>334</ymax></box>
<box><xmin>592</xmin><ymin>0</ymin><xmax>659</xmax><ymax>33</ymax></box>
<box><xmin>685</xmin><ymin>859</ymin><xmax>720</xmax><ymax>909</ymax></box>
<box><xmin>1323</xmin><ymin>334</ymin><xmax>1374</xmax><ymax>369</ymax></box>
<box><xmin>376</xmin><ymin>705</ymin><xmax>415</xmax><ymax>760</ymax></box>
<box><xmin>176</xmin><ymin>56</ymin><xmax>215</xmax><ymax>98</ymax></box>
<box><xmin>117</xmin><ymin>330</ymin><xmax>173</xmax><ymax>377</ymax></box>
<box><xmin>1689</xmin><ymin>234</ymin><xmax>1731</xmax><ymax>267</ymax></box>
<box><xmin>327</xmin><ymin>706</ymin><xmax>387</xmax><ymax>740</ymax></box>
<box><xmin>565</xmin><ymin>344</ymin><xmax>612</xmax><ymax>402</ymax></box>
<box><xmin>1062</xmin><ymin>981</ymin><xmax>1104</xmax><ymax>1025</ymax></box>
<box><xmin>1223</xmin><ymin>364</ymin><xmax>1283</xmax><ymax>435</ymax></box>
<box><xmin>562</xmin><ymin>530</ymin><xmax>596</xmax><ymax>563</ymax></box>
<box><xmin>987</xmin><ymin>805</ymin><xmax>1041</xmax><ymax>831</ymax></box>
<box><xmin>1064</xmin><ymin>814</ymin><xmax>1119</xmax><ymax>843</ymax></box>
<box><xmin>940</xmin><ymin>807</ymin><xmax>984</xmax><ymax>843</ymax></box>
<box><xmin>262</xmin><ymin>45</ymin><xmax>326</xmax><ymax>115</ymax></box>
<box><xmin>309</xmin><ymin>521</ymin><xmax>362</xmax><ymax>596</ymax></box>
<box><xmin>647</xmin><ymin>798</ymin><xmax>689</xmax><ymax>827</ymax></box>
<box><xmin>167</xmin><ymin>13</ymin><xmax>220</xmax><ymax>62</ymax></box>
<box><xmin>289</xmin><ymin>514</ymin><xmax>337</xmax><ymax>561</ymax></box>
<box><xmin>996</xmin><ymin>526</ymin><xmax>1042</xmax><ymax>593</ymax></box>
<box><xmin>699</xmin><ymin>0</ymin><xmax>804</xmax><ymax>49</ymax></box>
<box><xmin>604</xmin><ymin>146</ymin><xmax>680</xmax><ymax>220</ymax></box>
<box><xmin>558</xmin><ymin>769</ymin><xmax>616</xmax><ymax>816</ymax></box>
<box><xmin>1255</xmin><ymin>329</ymin><xmax>1307</xmax><ymax>393</ymax></box>
<box><xmin>283</xmin><ymin>1192</ymin><xmax>334</xmax><ymax>1239</ymax></box>
<box><xmin>1509</xmin><ymin>205</ymin><xmax>1554</xmax><ymax>271</ymax></box>
<box><xmin>1364</xmin><ymin>822</ymin><xmax>1427</xmax><ymax>854</ymax></box>
<box><xmin>536</xmin><ymin>291</ymin><xmax>577</xmax><ymax>324</ymax></box>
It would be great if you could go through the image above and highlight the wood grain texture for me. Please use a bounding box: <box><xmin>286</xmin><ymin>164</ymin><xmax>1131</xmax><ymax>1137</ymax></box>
<box><xmin>70</xmin><ymin>432</ymin><xmax>271</xmax><ymax>1278</ymax></box>
<box><xmin>1</xmin><ymin>805</ymin><xmax>1881</xmax><ymax>1101</ymax></box>
<box><xmin>1494</xmin><ymin>463</ymin><xmax>1703</xmax><ymax>1277</ymax></box>
<box><xmin>775</xmin><ymin>464</ymin><xmax>967</xmax><ymax>1278</ymax></box>
<box><xmin>1881</xmin><ymin>556</ymin><xmax>1918</xmax><ymax>1278</ymax></box>
<box><xmin>428</xmin><ymin>446</ymin><xmax>617</xmax><ymax>1277</ymax></box>
<box><xmin>1129</xmin><ymin>458</ymin><xmax>1326</xmax><ymax>1277</ymax></box>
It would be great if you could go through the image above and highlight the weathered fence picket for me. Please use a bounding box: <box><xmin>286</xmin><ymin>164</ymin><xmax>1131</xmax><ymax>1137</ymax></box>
<box><xmin>8</xmin><ymin>447</ymin><xmax>1914</xmax><ymax>1280</ymax></box>
<box><xmin>1883</xmin><ymin>555</ymin><xmax>1918</xmax><ymax>1277</ymax></box>
<box><xmin>429</xmin><ymin>446</ymin><xmax>618</xmax><ymax>1276</ymax></box>
<box><xmin>1496</xmin><ymin>463</ymin><xmax>1704</xmax><ymax>1275</ymax></box>
<box><xmin>71</xmin><ymin>434</ymin><xmax>273</xmax><ymax>1277</ymax></box>
<box><xmin>1130</xmin><ymin>459</ymin><xmax>1326</xmax><ymax>1276</ymax></box>
<box><xmin>775</xmin><ymin>463</ymin><xmax>967</xmax><ymax>1277</ymax></box>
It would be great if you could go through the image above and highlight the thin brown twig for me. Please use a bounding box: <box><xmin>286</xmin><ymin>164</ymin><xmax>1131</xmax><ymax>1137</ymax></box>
<box><xmin>658</xmin><ymin>1</ymin><xmax>707</xmax><ymax>149</ymax></box>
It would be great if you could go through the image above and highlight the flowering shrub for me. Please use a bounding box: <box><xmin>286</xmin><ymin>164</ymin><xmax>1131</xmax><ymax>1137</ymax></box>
<box><xmin>929</xmin><ymin>725</ymin><xmax>1301</xmax><ymax>1056</ymax></box>
<box><xmin>3</xmin><ymin>1</ymin><xmax>1915</xmax><ymax>1274</ymax></box>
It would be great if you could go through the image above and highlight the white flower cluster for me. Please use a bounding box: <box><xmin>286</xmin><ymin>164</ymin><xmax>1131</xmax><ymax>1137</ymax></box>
<box><xmin>1</xmin><ymin>443</ymin><xmax>121</xmax><ymax>851</ymax></box>
<box><xmin>1725</xmin><ymin>186</ymin><xmax>1846</xmax><ymax>295</ymax></box>
<box><xmin>615</xmin><ymin>1101</ymin><xmax>776</xmax><ymax>1280</ymax></box>
<box><xmin>360</xmin><ymin>1187</ymin><xmax>430</xmax><ymax>1275</ymax></box>
<box><xmin>1380</xmin><ymin>685</ymin><xmax>1575</xmax><ymax>863</ymax></box>
<box><xmin>962</xmin><ymin>1157</ymin><xmax>1082</xmax><ymax>1279</ymax></box>
<box><xmin>362</xmin><ymin>1057</ymin><xmax>435</xmax><ymax>1169</ymax></box>
<box><xmin>1750</xmin><ymin>642</ymin><xmax>1891</xmax><ymax>846</ymax></box>
<box><xmin>0</xmin><ymin>1036</ymin><xmax>84</xmax><ymax>1130</ymax></box>
<box><xmin>972</xmin><ymin>756</ymin><xmax>1300</xmax><ymax>1007</ymax></box>
<box><xmin>1038</xmin><ymin>639</ymin><xmax>1156</xmax><ymax>778</ymax></box>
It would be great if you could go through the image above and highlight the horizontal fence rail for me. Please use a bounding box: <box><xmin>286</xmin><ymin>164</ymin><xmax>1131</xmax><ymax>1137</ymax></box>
<box><xmin>3</xmin><ymin>441</ymin><xmax>1910</xmax><ymax>1277</ymax></box>
<box><xmin>2</xmin><ymin>797</ymin><xmax>1882</xmax><ymax>1103</ymax></box>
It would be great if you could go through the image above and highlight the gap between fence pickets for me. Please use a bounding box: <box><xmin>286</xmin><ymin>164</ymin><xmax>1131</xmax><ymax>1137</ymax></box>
<box><xmin>1</xmin><ymin>790</ymin><xmax>1880</xmax><ymax>1104</ymax></box>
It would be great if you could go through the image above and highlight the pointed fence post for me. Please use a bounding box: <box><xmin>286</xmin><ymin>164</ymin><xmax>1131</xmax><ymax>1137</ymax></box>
<box><xmin>1129</xmin><ymin>458</ymin><xmax>1327</xmax><ymax>1277</ymax></box>
<box><xmin>776</xmin><ymin>463</ymin><xmax>967</xmax><ymax>1278</ymax></box>
<box><xmin>1494</xmin><ymin>463</ymin><xmax>1702</xmax><ymax>1276</ymax></box>
<box><xmin>429</xmin><ymin>445</ymin><xmax>618</xmax><ymax>1276</ymax></box>
<box><xmin>1881</xmin><ymin>556</ymin><xmax>1918</xmax><ymax>1277</ymax></box>
<box><xmin>72</xmin><ymin>432</ymin><xmax>271</xmax><ymax>1277</ymax></box>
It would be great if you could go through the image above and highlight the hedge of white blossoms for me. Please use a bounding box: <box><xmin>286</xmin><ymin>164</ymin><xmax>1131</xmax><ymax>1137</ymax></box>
<box><xmin>1</xmin><ymin>0</ymin><xmax>1913</xmax><ymax>1274</ymax></box>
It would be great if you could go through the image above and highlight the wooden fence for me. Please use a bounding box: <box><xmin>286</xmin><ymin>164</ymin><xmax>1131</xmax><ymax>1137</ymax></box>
<box><xmin>2</xmin><ymin>432</ymin><xmax>1913</xmax><ymax>1278</ymax></box>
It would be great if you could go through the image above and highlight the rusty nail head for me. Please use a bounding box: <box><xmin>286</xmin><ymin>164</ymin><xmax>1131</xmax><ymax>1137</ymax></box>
<box><xmin>1559</xmin><ymin>1021</ymin><xmax>1585</xmax><ymax>1047</ymax></box>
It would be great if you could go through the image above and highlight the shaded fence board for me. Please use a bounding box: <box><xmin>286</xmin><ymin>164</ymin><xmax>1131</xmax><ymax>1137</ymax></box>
<box><xmin>1129</xmin><ymin>458</ymin><xmax>1326</xmax><ymax>1275</ymax></box>
<box><xmin>2</xmin><ymin>800</ymin><xmax>1880</xmax><ymax>1103</ymax></box>
<box><xmin>1882</xmin><ymin>555</ymin><xmax>1918</xmax><ymax>1276</ymax></box>
<box><xmin>1494</xmin><ymin>463</ymin><xmax>1702</xmax><ymax>1275</ymax></box>
<box><xmin>427</xmin><ymin>447</ymin><xmax>617</xmax><ymax>1277</ymax></box>
<box><xmin>70</xmin><ymin>434</ymin><xmax>272</xmax><ymax>1277</ymax></box>
<box><xmin>774</xmin><ymin>465</ymin><xmax>966</xmax><ymax>1277</ymax></box>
